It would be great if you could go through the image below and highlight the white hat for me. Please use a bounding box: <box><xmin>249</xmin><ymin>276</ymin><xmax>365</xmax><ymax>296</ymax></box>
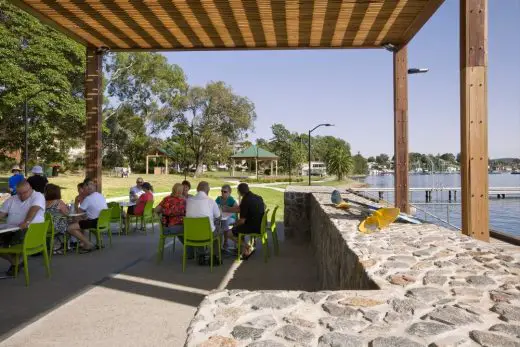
<box><xmin>32</xmin><ymin>165</ymin><xmax>43</xmax><ymax>174</ymax></box>
<box><xmin>11</xmin><ymin>165</ymin><xmax>22</xmax><ymax>172</ymax></box>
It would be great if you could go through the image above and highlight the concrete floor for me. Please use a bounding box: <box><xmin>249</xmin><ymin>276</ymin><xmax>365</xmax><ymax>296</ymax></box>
<box><xmin>0</xmin><ymin>224</ymin><xmax>317</xmax><ymax>347</ymax></box>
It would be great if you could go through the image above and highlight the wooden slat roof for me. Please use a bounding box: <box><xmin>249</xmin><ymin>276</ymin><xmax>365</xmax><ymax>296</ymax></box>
<box><xmin>12</xmin><ymin>0</ymin><xmax>444</xmax><ymax>51</ymax></box>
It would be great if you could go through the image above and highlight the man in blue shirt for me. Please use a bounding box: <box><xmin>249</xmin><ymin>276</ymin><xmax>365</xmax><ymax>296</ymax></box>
<box><xmin>8</xmin><ymin>165</ymin><xmax>24</xmax><ymax>195</ymax></box>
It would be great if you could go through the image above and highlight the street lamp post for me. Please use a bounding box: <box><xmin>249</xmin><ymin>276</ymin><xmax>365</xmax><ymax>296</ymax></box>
<box><xmin>308</xmin><ymin>123</ymin><xmax>334</xmax><ymax>186</ymax></box>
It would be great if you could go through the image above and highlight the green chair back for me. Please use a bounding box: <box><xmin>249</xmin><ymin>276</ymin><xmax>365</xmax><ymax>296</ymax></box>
<box><xmin>97</xmin><ymin>209</ymin><xmax>112</xmax><ymax>230</ymax></box>
<box><xmin>44</xmin><ymin>212</ymin><xmax>54</xmax><ymax>236</ymax></box>
<box><xmin>183</xmin><ymin>217</ymin><xmax>212</xmax><ymax>243</ymax></box>
<box><xmin>24</xmin><ymin>221</ymin><xmax>50</xmax><ymax>253</ymax></box>
<box><xmin>260</xmin><ymin>209</ymin><xmax>269</xmax><ymax>233</ymax></box>
<box><xmin>107</xmin><ymin>202</ymin><xmax>121</xmax><ymax>219</ymax></box>
<box><xmin>143</xmin><ymin>201</ymin><xmax>154</xmax><ymax>218</ymax></box>
<box><xmin>269</xmin><ymin>205</ymin><xmax>279</xmax><ymax>233</ymax></box>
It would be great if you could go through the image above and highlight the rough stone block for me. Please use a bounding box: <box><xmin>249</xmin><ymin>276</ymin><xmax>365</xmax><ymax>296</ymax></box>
<box><xmin>469</xmin><ymin>330</ymin><xmax>520</xmax><ymax>347</ymax></box>
<box><xmin>318</xmin><ymin>332</ymin><xmax>364</xmax><ymax>347</ymax></box>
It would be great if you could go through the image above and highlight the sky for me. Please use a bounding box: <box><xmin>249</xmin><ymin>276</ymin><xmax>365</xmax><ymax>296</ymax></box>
<box><xmin>163</xmin><ymin>0</ymin><xmax>520</xmax><ymax>159</ymax></box>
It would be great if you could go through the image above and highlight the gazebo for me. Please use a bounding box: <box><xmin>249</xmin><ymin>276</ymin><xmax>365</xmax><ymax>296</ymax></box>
<box><xmin>10</xmin><ymin>0</ymin><xmax>492</xmax><ymax>241</ymax></box>
<box><xmin>145</xmin><ymin>147</ymin><xmax>174</xmax><ymax>175</ymax></box>
<box><xmin>231</xmin><ymin>145</ymin><xmax>279</xmax><ymax>177</ymax></box>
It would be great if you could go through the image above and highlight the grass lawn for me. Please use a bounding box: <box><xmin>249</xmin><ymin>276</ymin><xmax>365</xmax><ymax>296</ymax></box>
<box><xmin>1</xmin><ymin>173</ymin><xmax>285</xmax><ymax>221</ymax></box>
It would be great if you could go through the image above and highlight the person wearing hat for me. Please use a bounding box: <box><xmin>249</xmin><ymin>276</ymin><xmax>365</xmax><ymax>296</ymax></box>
<box><xmin>27</xmin><ymin>165</ymin><xmax>48</xmax><ymax>194</ymax></box>
<box><xmin>8</xmin><ymin>165</ymin><xmax>24</xmax><ymax>196</ymax></box>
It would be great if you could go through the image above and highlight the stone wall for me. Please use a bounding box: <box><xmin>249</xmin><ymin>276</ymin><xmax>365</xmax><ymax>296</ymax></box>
<box><xmin>186</xmin><ymin>188</ymin><xmax>520</xmax><ymax>347</ymax></box>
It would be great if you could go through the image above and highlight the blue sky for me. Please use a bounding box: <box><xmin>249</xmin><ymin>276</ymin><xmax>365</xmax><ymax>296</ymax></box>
<box><xmin>164</xmin><ymin>1</ymin><xmax>520</xmax><ymax>159</ymax></box>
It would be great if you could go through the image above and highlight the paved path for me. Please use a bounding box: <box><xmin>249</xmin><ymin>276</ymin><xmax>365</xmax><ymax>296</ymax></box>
<box><xmin>0</xmin><ymin>224</ymin><xmax>315</xmax><ymax>347</ymax></box>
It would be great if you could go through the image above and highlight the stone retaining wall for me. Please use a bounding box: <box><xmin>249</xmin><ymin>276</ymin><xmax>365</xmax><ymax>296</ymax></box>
<box><xmin>185</xmin><ymin>187</ymin><xmax>520</xmax><ymax>347</ymax></box>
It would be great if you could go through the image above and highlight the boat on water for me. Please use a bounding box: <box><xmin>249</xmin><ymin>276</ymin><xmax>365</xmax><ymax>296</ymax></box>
<box><xmin>512</xmin><ymin>170</ymin><xmax>520</xmax><ymax>175</ymax></box>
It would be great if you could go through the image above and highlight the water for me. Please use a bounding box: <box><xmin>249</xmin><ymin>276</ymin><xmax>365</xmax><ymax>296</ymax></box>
<box><xmin>363</xmin><ymin>173</ymin><xmax>520</xmax><ymax>236</ymax></box>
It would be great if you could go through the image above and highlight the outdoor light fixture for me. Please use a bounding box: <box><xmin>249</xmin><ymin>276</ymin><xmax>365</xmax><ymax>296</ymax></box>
<box><xmin>308</xmin><ymin>123</ymin><xmax>334</xmax><ymax>186</ymax></box>
<box><xmin>382</xmin><ymin>43</ymin><xmax>397</xmax><ymax>52</ymax></box>
<box><xmin>408</xmin><ymin>68</ymin><xmax>429</xmax><ymax>74</ymax></box>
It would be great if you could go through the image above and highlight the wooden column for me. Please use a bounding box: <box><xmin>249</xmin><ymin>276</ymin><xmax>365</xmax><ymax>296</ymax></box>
<box><xmin>145</xmin><ymin>155</ymin><xmax>149</xmax><ymax>174</ymax></box>
<box><xmin>232</xmin><ymin>159</ymin><xmax>235</xmax><ymax>177</ymax></box>
<box><xmin>271</xmin><ymin>161</ymin><xmax>274</xmax><ymax>176</ymax></box>
<box><xmin>85</xmin><ymin>47</ymin><xmax>103</xmax><ymax>192</ymax></box>
<box><xmin>165</xmin><ymin>157</ymin><xmax>169</xmax><ymax>174</ymax></box>
<box><xmin>460</xmin><ymin>0</ymin><xmax>489</xmax><ymax>241</ymax></box>
<box><xmin>275</xmin><ymin>160</ymin><xmax>278</xmax><ymax>176</ymax></box>
<box><xmin>393</xmin><ymin>45</ymin><xmax>409</xmax><ymax>214</ymax></box>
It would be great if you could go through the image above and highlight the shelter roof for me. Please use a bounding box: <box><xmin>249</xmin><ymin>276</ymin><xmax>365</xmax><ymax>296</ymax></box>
<box><xmin>14</xmin><ymin>0</ymin><xmax>444</xmax><ymax>50</ymax></box>
<box><xmin>231</xmin><ymin>145</ymin><xmax>278</xmax><ymax>159</ymax></box>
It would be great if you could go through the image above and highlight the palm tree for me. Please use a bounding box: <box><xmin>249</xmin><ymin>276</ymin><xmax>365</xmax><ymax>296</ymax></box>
<box><xmin>326</xmin><ymin>147</ymin><xmax>353</xmax><ymax>180</ymax></box>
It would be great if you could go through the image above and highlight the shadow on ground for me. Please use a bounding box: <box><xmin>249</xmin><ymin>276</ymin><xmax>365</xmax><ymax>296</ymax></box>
<box><xmin>0</xmin><ymin>222</ymin><xmax>318</xmax><ymax>346</ymax></box>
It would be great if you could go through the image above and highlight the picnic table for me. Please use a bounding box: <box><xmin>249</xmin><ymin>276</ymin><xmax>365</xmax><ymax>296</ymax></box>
<box><xmin>119</xmin><ymin>201</ymin><xmax>136</xmax><ymax>207</ymax></box>
<box><xmin>0</xmin><ymin>225</ymin><xmax>19</xmax><ymax>234</ymax></box>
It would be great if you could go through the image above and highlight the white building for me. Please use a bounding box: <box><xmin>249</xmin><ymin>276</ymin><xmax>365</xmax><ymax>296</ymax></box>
<box><xmin>301</xmin><ymin>161</ymin><xmax>327</xmax><ymax>177</ymax></box>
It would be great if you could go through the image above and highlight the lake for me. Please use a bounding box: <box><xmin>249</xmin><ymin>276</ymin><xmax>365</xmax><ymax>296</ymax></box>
<box><xmin>363</xmin><ymin>173</ymin><xmax>520</xmax><ymax>237</ymax></box>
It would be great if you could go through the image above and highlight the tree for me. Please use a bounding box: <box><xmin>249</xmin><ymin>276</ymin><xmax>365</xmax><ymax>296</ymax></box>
<box><xmin>352</xmin><ymin>152</ymin><xmax>368</xmax><ymax>175</ymax></box>
<box><xmin>0</xmin><ymin>2</ymin><xmax>86</xmax><ymax>165</ymax></box>
<box><xmin>375</xmin><ymin>154</ymin><xmax>390</xmax><ymax>166</ymax></box>
<box><xmin>313</xmin><ymin>136</ymin><xmax>351</xmax><ymax>162</ymax></box>
<box><xmin>326</xmin><ymin>147</ymin><xmax>353</xmax><ymax>180</ymax></box>
<box><xmin>367</xmin><ymin>156</ymin><xmax>375</xmax><ymax>163</ymax></box>
<box><xmin>169</xmin><ymin>82</ymin><xmax>256</xmax><ymax>175</ymax></box>
<box><xmin>267</xmin><ymin>124</ymin><xmax>305</xmax><ymax>174</ymax></box>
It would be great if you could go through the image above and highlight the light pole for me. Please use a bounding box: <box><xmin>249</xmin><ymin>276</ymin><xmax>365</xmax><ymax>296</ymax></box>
<box><xmin>308</xmin><ymin>123</ymin><xmax>334</xmax><ymax>186</ymax></box>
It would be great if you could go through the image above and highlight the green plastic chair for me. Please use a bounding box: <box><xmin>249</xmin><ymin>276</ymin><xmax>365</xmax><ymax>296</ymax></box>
<box><xmin>140</xmin><ymin>201</ymin><xmax>155</xmax><ymax>234</ymax></box>
<box><xmin>126</xmin><ymin>204</ymin><xmax>141</xmax><ymax>234</ymax></box>
<box><xmin>268</xmin><ymin>206</ymin><xmax>280</xmax><ymax>256</ymax></box>
<box><xmin>183</xmin><ymin>217</ymin><xmax>221</xmax><ymax>272</ymax></box>
<box><xmin>107</xmin><ymin>202</ymin><xmax>123</xmax><ymax>235</ymax></box>
<box><xmin>44</xmin><ymin>212</ymin><xmax>55</xmax><ymax>261</ymax></box>
<box><xmin>83</xmin><ymin>209</ymin><xmax>112</xmax><ymax>251</ymax></box>
<box><xmin>156</xmin><ymin>221</ymin><xmax>183</xmax><ymax>263</ymax></box>
<box><xmin>236</xmin><ymin>209</ymin><xmax>270</xmax><ymax>263</ymax></box>
<box><xmin>0</xmin><ymin>221</ymin><xmax>51</xmax><ymax>286</ymax></box>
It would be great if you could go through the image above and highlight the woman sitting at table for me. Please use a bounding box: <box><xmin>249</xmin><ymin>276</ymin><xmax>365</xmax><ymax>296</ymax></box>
<box><xmin>44</xmin><ymin>184</ymin><xmax>95</xmax><ymax>253</ymax></box>
<box><xmin>128</xmin><ymin>182</ymin><xmax>153</xmax><ymax>217</ymax></box>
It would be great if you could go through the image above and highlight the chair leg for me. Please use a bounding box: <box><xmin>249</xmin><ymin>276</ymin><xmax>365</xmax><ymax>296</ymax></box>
<box><xmin>157</xmin><ymin>236</ymin><xmax>165</xmax><ymax>263</ymax></box>
<box><xmin>108</xmin><ymin>228</ymin><xmax>112</xmax><ymax>246</ymax></box>
<box><xmin>172</xmin><ymin>237</ymin><xmax>177</xmax><ymax>256</ymax></box>
<box><xmin>262</xmin><ymin>234</ymin><xmax>268</xmax><ymax>263</ymax></box>
<box><xmin>182</xmin><ymin>244</ymin><xmax>187</xmax><ymax>272</ymax></box>
<box><xmin>49</xmin><ymin>235</ymin><xmax>54</xmax><ymax>262</ymax></box>
<box><xmin>210</xmin><ymin>240</ymin><xmax>214</xmax><ymax>272</ymax></box>
<box><xmin>43</xmin><ymin>248</ymin><xmax>51</xmax><ymax>278</ymax></box>
<box><xmin>64</xmin><ymin>233</ymin><xmax>67</xmax><ymax>256</ymax></box>
<box><xmin>14</xmin><ymin>254</ymin><xmax>19</xmax><ymax>277</ymax></box>
<box><xmin>273</xmin><ymin>231</ymin><xmax>279</xmax><ymax>256</ymax></box>
<box><xmin>237</xmin><ymin>234</ymin><xmax>242</xmax><ymax>262</ymax></box>
<box><xmin>23</xmin><ymin>254</ymin><xmax>29</xmax><ymax>286</ymax></box>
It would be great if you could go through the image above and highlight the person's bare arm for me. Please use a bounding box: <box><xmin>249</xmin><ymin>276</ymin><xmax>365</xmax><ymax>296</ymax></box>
<box><xmin>18</xmin><ymin>206</ymin><xmax>41</xmax><ymax>229</ymax></box>
<box><xmin>223</xmin><ymin>205</ymin><xmax>240</xmax><ymax>213</ymax></box>
<box><xmin>58</xmin><ymin>200</ymin><xmax>70</xmax><ymax>215</ymax></box>
<box><xmin>154</xmin><ymin>205</ymin><xmax>163</xmax><ymax>214</ymax></box>
<box><xmin>235</xmin><ymin>218</ymin><xmax>245</xmax><ymax>226</ymax></box>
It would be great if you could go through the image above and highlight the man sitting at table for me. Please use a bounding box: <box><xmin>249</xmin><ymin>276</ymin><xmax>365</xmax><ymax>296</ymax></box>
<box><xmin>74</xmin><ymin>180</ymin><xmax>108</xmax><ymax>248</ymax></box>
<box><xmin>216</xmin><ymin>184</ymin><xmax>238</xmax><ymax>252</ymax></box>
<box><xmin>0</xmin><ymin>180</ymin><xmax>45</xmax><ymax>276</ymax></box>
<box><xmin>186</xmin><ymin>181</ymin><xmax>222</xmax><ymax>265</ymax></box>
<box><xmin>224</xmin><ymin>183</ymin><xmax>265</xmax><ymax>260</ymax></box>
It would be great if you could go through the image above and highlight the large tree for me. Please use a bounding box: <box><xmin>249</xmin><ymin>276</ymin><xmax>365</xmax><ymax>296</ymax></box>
<box><xmin>326</xmin><ymin>147</ymin><xmax>353</xmax><ymax>180</ymax></box>
<box><xmin>103</xmin><ymin>52</ymin><xmax>187</xmax><ymax>171</ymax></box>
<box><xmin>0</xmin><ymin>1</ymin><xmax>85</xmax><ymax>165</ymax></box>
<box><xmin>167</xmin><ymin>82</ymin><xmax>256</xmax><ymax>175</ymax></box>
<box><xmin>352</xmin><ymin>152</ymin><xmax>368</xmax><ymax>175</ymax></box>
<box><xmin>267</xmin><ymin>124</ymin><xmax>305</xmax><ymax>175</ymax></box>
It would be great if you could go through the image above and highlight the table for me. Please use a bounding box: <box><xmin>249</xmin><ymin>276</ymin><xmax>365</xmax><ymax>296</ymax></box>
<box><xmin>0</xmin><ymin>225</ymin><xmax>19</xmax><ymax>235</ymax></box>
<box><xmin>68</xmin><ymin>212</ymin><xmax>86</xmax><ymax>218</ymax></box>
<box><xmin>119</xmin><ymin>201</ymin><xmax>136</xmax><ymax>207</ymax></box>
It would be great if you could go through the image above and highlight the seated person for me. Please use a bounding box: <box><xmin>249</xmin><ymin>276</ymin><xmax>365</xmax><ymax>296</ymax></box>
<box><xmin>225</xmin><ymin>183</ymin><xmax>265</xmax><ymax>260</ymax></box>
<box><xmin>27</xmin><ymin>165</ymin><xmax>48</xmax><ymax>193</ymax></box>
<box><xmin>0</xmin><ymin>180</ymin><xmax>45</xmax><ymax>275</ymax></box>
<box><xmin>44</xmin><ymin>184</ymin><xmax>94</xmax><ymax>253</ymax></box>
<box><xmin>216</xmin><ymin>184</ymin><xmax>238</xmax><ymax>250</ymax></box>
<box><xmin>182</xmin><ymin>180</ymin><xmax>192</xmax><ymax>198</ymax></box>
<box><xmin>186</xmin><ymin>181</ymin><xmax>222</xmax><ymax>265</ymax></box>
<box><xmin>68</xmin><ymin>180</ymin><xmax>107</xmax><ymax>251</ymax></box>
<box><xmin>128</xmin><ymin>177</ymin><xmax>144</xmax><ymax>215</ymax></box>
<box><xmin>8</xmin><ymin>165</ymin><xmax>24</xmax><ymax>196</ymax></box>
<box><xmin>129</xmin><ymin>182</ymin><xmax>153</xmax><ymax>216</ymax></box>
<box><xmin>74</xmin><ymin>182</ymin><xmax>88</xmax><ymax>210</ymax></box>
<box><xmin>154</xmin><ymin>183</ymin><xmax>192</xmax><ymax>257</ymax></box>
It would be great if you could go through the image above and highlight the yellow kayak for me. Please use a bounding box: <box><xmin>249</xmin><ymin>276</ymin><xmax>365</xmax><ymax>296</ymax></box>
<box><xmin>358</xmin><ymin>208</ymin><xmax>400</xmax><ymax>233</ymax></box>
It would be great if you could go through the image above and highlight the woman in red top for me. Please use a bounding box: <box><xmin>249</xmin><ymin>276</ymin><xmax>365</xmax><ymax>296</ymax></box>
<box><xmin>133</xmin><ymin>182</ymin><xmax>154</xmax><ymax>216</ymax></box>
<box><xmin>154</xmin><ymin>183</ymin><xmax>193</xmax><ymax>257</ymax></box>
